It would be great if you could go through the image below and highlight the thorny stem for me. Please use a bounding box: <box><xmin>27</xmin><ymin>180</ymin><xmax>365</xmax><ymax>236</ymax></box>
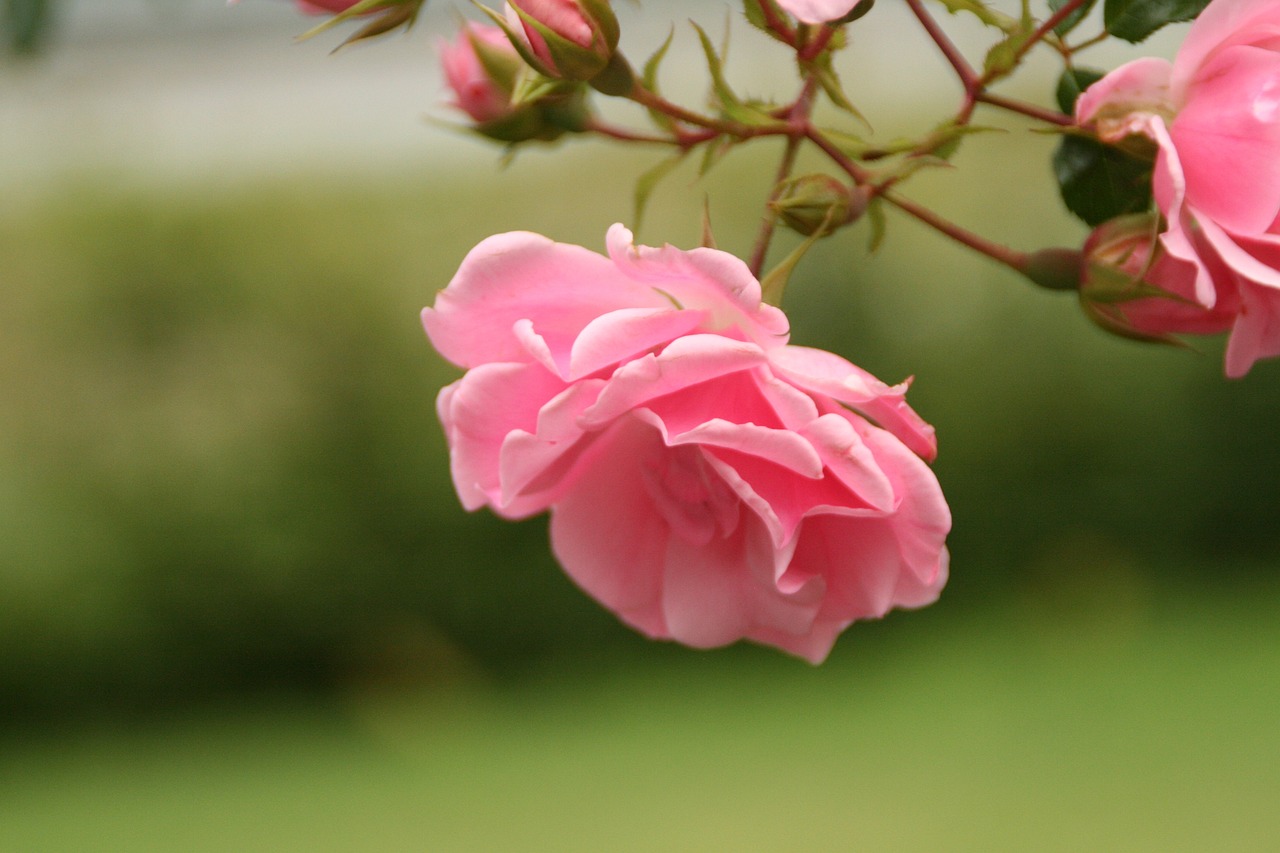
<box><xmin>626</xmin><ymin>85</ymin><xmax>786</xmax><ymax>141</ymax></box>
<box><xmin>749</xmin><ymin>135</ymin><xmax>804</xmax><ymax>277</ymax></box>
<box><xmin>904</xmin><ymin>0</ymin><xmax>978</xmax><ymax>91</ymax></box>
<box><xmin>589</xmin><ymin>1</ymin><xmax>1081</xmax><ymax>281</ymax></box>
<box><xmin>980</xmin><ymin>0</ymin><xmax>1091</xmax><ymax>85</ymax></box>
<box><xmin>907</xmin><ymin>0</ymin><xmax>1077</xmax><ymax>128</ymax></box>
<box><xmin>748</xmin><ymin>76</ymin><xmax>820</xmax><ymax>277</ymax></box>
<box><xmin>975</xmin><ymin>91</ymin><xmax>1073</xmax><ymax>126</ymax></box>
<box><xmin>584</xmin><ymin>118</ymin><xmax>685</xmax><ymax>145</ymax></box>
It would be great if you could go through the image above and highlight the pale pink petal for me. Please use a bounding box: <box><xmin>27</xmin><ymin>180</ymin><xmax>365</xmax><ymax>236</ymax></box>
<box><xmin>580</xmin><ymin>334</ymin><xmax>768</xmax><ymax>428</ymax></box>
<box><xmin>1075</xmin><ymin>57</ymin><xmax>1173</xmax><ymax>129</ymax></box>
<box><xmin>1172</xmin><ymin>45</ymin><xmax>1280</xmax><ymax>234</ymax></box>
<box><xmin>661</xmin><ymin>515</ymin><xmax>820</xmax><ymax>650</ymax></box>
<box><xmin>856</xmin><ymin>424</ymin><xmax>953</xmax><ymax>585</ymax></box>
<box><xmin>438</xmin><ymin>361</ymin><xmax>566</xmax><ymax>515</ymax></box>
<box><xmin>547</xmin><ymin>417</ymin><xmax>671</xmax><ymax>638</ymax></box>
<box><xmin>1172</xmin><ymin>0</ymin><xmax>1280</xmax><ymax>95</ymax></box>
<box><xmin>422</xmin><ymin>231</ymin><xmax>665</xmax><ymax>369</ymax></box>
<box><xmin>769</xmin><ymin>345</ymin><xmax>938</xmax><ymax>461</ymax></box>
<box><xmin>775</xmin><ymin>0</ymin><xmax>865</xmax><ymax>24</ymax></box>
<box><xmin>1226</xmin><ymin>278</ymin><xmax>1280</xmax><ymax>376</ymax></box>
<box><xmin>605</xmin><ymin>224</ymin><xmax>790</xmax><ymax>349</ymax></box>
<box><xmin>567</xmin><ymin>306</ymin><xmax>707</xmax><ymax>380</ymax></box>
<box><xmin>665</xmin><ymin>418</ymin><xmax>823</xmax><ymax>478</ymax></box>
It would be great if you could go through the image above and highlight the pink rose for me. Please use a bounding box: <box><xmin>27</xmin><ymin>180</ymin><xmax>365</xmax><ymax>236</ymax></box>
<box><xmin>422</xmin><ymin>225</ymin><xmax>950</xmax><ymax>662</ymax></box>
<box><xmin>1077</xmin><ymin>0</ymin><xmax>1280</xmax><ymax>375</ymax></box>
<box><xmin>439</xmin><ymin>24</ymin><xmax>519</xmax><ymax>125</ymax></box>
<box><xmin>775</xmin><ymin>0</ymin><xmax>868</xmax><ymax>25</ymax></box>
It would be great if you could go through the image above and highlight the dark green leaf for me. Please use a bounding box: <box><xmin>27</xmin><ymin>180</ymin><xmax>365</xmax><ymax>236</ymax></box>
<box><xmin>1048</xmin><ymin>0</ymin><xmax>1097</xmax><ymax>36</ymax></box>
<box><xmin>1055</xmin><ymin>66</ymin><xmax>1105</xmax><ymax>114</ymax></box>
<box><xmin>1053</xmin><ymin>134</ymin><xmax>1153</xmax><ymax>225</ymax></box>
<box><xmin>1103</xmin><ymin>0</ymin><xmax>1211</xmax><ymax>43</ymax></box>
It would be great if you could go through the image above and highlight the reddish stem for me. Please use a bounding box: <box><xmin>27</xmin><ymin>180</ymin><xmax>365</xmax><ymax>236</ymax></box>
<box><xmin>884</xmin><ymin>190</ymin><xmax>1029</xmax><ymax>274</ymax></box>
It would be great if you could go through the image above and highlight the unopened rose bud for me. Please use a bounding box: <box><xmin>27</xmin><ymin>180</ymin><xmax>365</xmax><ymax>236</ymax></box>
<box><xmin>1079</xmin><ymin>214</ymin><xmax>1237</xmax><ymax>341</ymax></box>
<box><xmin>770</xmin><ymin>175</ymin><xmax>864</xmax><ymax>237</ymax></box>
<box><xmin>504</xmin><ymin>0</ymin><xmax>619</xmax><ymax>81</ymax></box>
<box><xmin>439</xmin><ymin>22</ymin><xmax>590</xmax><ymax>143</ymax></box>
<box><xmin>440</xmin><ymin>24</ymin><xmax>523</xmax><ymax>124</ymax></box>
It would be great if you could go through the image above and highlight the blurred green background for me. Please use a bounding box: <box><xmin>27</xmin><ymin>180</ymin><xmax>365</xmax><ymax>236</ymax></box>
<box><xmin>3</xmin><ymin>2</ymin><xmax>1279</xmax><ymax>849</ymax></box>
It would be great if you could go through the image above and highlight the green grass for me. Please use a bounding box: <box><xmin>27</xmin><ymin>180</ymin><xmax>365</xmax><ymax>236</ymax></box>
<box><xmin>3</xmin><ymin>589</ymin><xmax>1278</xmax><ymax>852</ymax></box>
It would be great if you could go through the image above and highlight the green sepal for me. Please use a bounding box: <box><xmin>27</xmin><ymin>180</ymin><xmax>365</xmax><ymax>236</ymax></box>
<box><xmin>691</xmin><ymin>22</ymin><xmax>741</xmax><ymax>114</ymax></box>
<box><xmin>760</xmin><ymin>214</ymin><xmax>832</xmax><ymax>306</ymax></box>
<box><xmin>1079</xmin><ymin>297</ymin><xmax>1187</xmax><ymax>346</ymax></box>
<box><xmin>981</xmin><ymin>0</ymin><xmax>1034</xmax><ymax>79</ymax></box>
<box><xmin>577</xmin><ymin>0</ymin><xmax>621</xmax><ymax>51</ymax></box>
<box><xmin>806</xmin><ymin>55</ymin><xmax>866</xmax><ymax>125</ymax></box>
<box><xmin>295</xmin><ymin>0</ymin><xmax>423</xmax><ymax>44</ymax></box>
<box><xmin>473</xmin><ymin>106</ymin><xmax>565</xmax><ymax>143</ymax></box>
<box><xmin>589</xmin><ymin>52</ymin><xmax>636</xmax><ymax>97</ymax></box>
<box><xmin>473</xmin><ymin>2</ymin><xmax>557</xmax><ymax>76</ymax></box>
<box><xmin>1022</xmin><ymin>247</ymin><xmax>1083</xmax><ymax>291</ymax></box>
<box><xmin>510</xmin><ymin>5</ymin><xmax>610</xmax><ymax>80</ymax></box>
<box><xmin>640</xmin><ymin>28</ymin><xmax>677</xmax><ymax>134</ymax></box>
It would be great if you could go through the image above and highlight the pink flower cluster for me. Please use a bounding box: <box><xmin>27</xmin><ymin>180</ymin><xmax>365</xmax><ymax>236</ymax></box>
<box><xmin>1078</xmin><ymin>0</ymin><xmax>1280</xmax><ymax>375</ymax></box>
<box><xmin>422</xmin><ymin>226</ymin><xmax>950</xmax><ymax>662</ymax></box>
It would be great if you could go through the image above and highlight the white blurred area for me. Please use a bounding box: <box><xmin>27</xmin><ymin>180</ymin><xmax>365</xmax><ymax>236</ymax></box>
<box><xmin>0</xmin><ymin>0</ymin><xmax>1182</xmax><ymax>199</ymax></box>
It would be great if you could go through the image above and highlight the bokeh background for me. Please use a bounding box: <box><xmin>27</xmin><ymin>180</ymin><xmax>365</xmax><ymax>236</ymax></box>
<box><xmin>2</xmin><ymin>1</ymin><xmax>1278</xmax><ymax>849</ymax></box>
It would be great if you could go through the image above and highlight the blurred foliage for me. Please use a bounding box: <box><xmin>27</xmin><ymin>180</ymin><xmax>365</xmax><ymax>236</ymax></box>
<box><xmin>1</xmin><ymin>149</ymin><xmax>1278</xmax><ymax>725</ymax></box>
<box><xmin>3</xmin><ymin>0</ymin><xmax>52</xmax><ymax>54</ymax></box>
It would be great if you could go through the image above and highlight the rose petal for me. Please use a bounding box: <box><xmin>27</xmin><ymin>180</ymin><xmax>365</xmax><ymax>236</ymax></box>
<box><xmin>423</xmin><ymin>231</ymin><xmax>665</xmax><ymax>369</ymax></box>
<box><xmin>1172</xmin><ymin>45</ymin><xmax>1280</xmax><ymax>234</ymax></box>
<box><xmin>769</xmin><ymin>345</ymin><xmax>938</xmax><ymax>461</ymax></box>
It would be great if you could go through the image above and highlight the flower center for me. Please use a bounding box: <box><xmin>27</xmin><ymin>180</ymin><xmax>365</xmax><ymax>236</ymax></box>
<box><xmin>641</xmin><ymin>444</ymin><xmax>741</xmax><ymax>545</ymax></box>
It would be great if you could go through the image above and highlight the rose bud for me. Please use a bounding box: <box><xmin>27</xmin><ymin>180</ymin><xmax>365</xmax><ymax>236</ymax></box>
<box><xmin>501</xmin><ymin>0</ymin><xmax>620</xmax><ymax>81</ymax></box>
<box><xmin>1080</xmin><ymin>214</ymin><xmax>1238</xmax><ymax>342</ymax></box>
<box><xmin>769</xmin><ymin>174</ymin><xmax>865</xmax><ymax>237</ymax></box>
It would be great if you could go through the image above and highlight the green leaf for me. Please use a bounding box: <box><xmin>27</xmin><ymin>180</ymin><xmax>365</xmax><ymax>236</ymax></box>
<box><xmin>820</xmin><ymin>128</ymin><xmax>874</xmax><ymax>159</ymax></box>
<box><xmin>932</xmin><ymin>0</ymin><xmax>1017</xmax><ymax>32</ymax></box>
<box><xmin>760</xmin><ymin>217</ymin><xmax>831</xmax><ymax>306</ymax></box>
<box><xmin>1054</xmin><ymin>66</ymin><xmax>1105</xmax><ymax>114</ymax></box>
<box><xmin>1052</xmin><ymin>134</ymin><xmax>1153</xmax><ymax>225</ymax></box>
<box><xmin>808</xmin><ymin>57</ymin><xmax>867</xmax><ymax>124</ymax></box>
<box><xmin>296</xmin><ymin>0</ymin><xmax>421</xmax><ymax>44</ymax></box>
<box><xmin>633</xmin><ymin>151</ymin><xmax>689</xmax><ymax>234</ymax></box>
<box><xmin>640</xmin><ymin>29</ymin><xmax>676</xmax><ymax>133</ymax></box>
<box><xmin>690</xmin><ymin>22</ymin><xmax>741</xmax><ymax>113</ymax></box>
<box><xmin>1103</xmin><ymin>0</ymin><xmax>1211</xmax><ymax>43</ymax></box>
<box><xmin>982</xmin><ymin>0</ymin><xmax>1034</xmax><ymax>79</ymax></box>
<box><xmin>1048</xmin><ymin>0</ymin><xmax>1098</xmax><ymax>36</ymax></box>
